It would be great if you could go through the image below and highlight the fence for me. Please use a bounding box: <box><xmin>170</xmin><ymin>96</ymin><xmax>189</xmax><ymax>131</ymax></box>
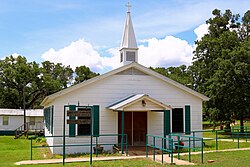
<box><xmin>30</xmin><ymin>133</ymin><xmax>128</xmax><ymax>165</ymax></box>
<box><xmin>146</xmin><ymin>134</ymin><xmax>174</xmax><ymax>164</ymax></box>
<box><xmin>192</xmin><ymin>128</ymin><xmax>250</xmax><ymax>151</ymax></box>
<box><xmin>15</xmin><ymin>121</ymin><xmax>44</xmax><ymax>138</ymax></box>
<box><xmin>169</xmin><ymin>133</ymin><xmax>204</xmax><ymax>163</ymax></box>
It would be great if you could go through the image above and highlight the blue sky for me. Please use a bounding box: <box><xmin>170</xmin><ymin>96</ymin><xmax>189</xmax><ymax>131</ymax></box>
<box><xmin>1</xmin><ymin>0</ymin><xmax>250</xmax><ymax>73</ymax></box>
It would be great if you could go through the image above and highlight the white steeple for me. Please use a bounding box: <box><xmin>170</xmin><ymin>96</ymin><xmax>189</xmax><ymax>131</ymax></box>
<box><xmin>120</xmin><ymin>2</ymin><xmax>138</xmax><ymax>65</ymax></box>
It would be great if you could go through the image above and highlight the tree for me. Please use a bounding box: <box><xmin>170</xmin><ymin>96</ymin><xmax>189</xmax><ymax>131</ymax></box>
<box><xmin>0</xmin><ymin>56</ymin><xmax>100</xmax><ymax>111</ymax></box>
<box><xmin>0</xmin><ymin>55</ymin><xmax>41</xmax><ymax>109</ymax></box>
<box><xmin>41</xmin><ymin>61</ymin><xmax>73</xmax><ymax>89</ymax></box>
<box><xmin>74</xmin><ymin>65</ymin><xmax>99</xmax><ymax>84</ymax></box>
<box><xmin>0</xmin><ymin>55</ymin><xmax>42</xmax><ymax>129</ymax></box>
<box><xmin>192</xmin><ymin>9</ymin><xmax>250</xmax><ymax>128</ymax></box>
<box><xmin>150</xmin><ymin>65</ymin><xmax>193</xmax><ymax>89</ymax></box>
<box><xmin>0</xmin><ymin>57</ymin><xmax>75</xmax><ymax>110</ymax></box>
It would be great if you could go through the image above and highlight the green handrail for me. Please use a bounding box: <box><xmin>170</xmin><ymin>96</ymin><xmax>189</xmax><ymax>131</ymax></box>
<box><xmin>169</xmin><ymin>133</ymin><xmax>204</xmax><ymax>163</ymax></box>
<box><xmin>146</xmin><ymin>134</ymin><xmax>174</xmax><ymax>164</ymax></box>
<box><xmin>30</xmin><ymin>133</ymin><xmax>129</xmax><ymax>162</ymax></box>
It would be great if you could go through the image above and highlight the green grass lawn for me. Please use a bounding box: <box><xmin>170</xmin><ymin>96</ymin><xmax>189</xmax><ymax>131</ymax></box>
<box><xmin>201</xmin><ymin>131</ymin><xmax>250</xmax><ymax>151</ymax></box>
<box><xmin>200</xmin><ymin>121</ymin><xmax>250</xmax><ymax>151</ymax></box>
<box><xmin>0</xmin><ymin>136</ymin><xmax>48</xmax><ymax>167</ymax></box>
<box><xmin>203</xmin><ymin>120</ymin><xmax>250</xmax><ymax>130</ymax></box>
<box><xmin>0</xmin><ymin>136</ymin><xmax>163</xmax><ymax>167</ymax></box>
<box><xmin>180</xmin><ymin>150</ymin><xmax>250</xmax><ymax>167</ymax></box>
<box><xmin>1</xmin><ymin>135</ymin><xmax>250</xmax><ymax>167</ymax></box>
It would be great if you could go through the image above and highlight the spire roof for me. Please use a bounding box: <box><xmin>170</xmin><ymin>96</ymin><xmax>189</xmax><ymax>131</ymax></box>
<box><xmin>120</xmin><ymin>6</ymin><xmax>137</xmax><ymax>49</ymax></box>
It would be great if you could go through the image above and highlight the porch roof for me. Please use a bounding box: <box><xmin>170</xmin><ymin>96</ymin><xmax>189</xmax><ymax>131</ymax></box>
<box><xmin>106</xmin><ymin>94</ymin><xmax>171</xmax><ymax>111</ymax></box>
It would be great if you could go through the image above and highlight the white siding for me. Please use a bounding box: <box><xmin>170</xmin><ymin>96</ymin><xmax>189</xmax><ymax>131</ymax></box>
<box><xmin>148</xmin><ymin>111</ymin><xmax>164</xmax><ymax>147</ymax></box>
<box><xmin>0</xmin><ymin>116</ymin><xmax>43</xmax><ymax>131</ymax></box>
<box><xmin>0</xmin><ymin>116</ymin><xmax>23</xmax><ymax>130</ymax></box>
<box><xmin>47</xmin><ymin>74</ymin><xmax>203</xmax><ymax>154</ymax></box>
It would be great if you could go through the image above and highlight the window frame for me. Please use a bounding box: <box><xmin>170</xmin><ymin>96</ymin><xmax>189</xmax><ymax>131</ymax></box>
<box><xmin>171</xmin><ymin>108</ymin><xmax>184</xmax><ymax>133</ymax></box>
<box><xmin>44</xmin><ymin>106</ymin><xmax>54</xmax><ymax>134</ymax></box>
<box><xmin>3</xmin><ymin>116</ymin><xmax>9</xmax><ymax>126</ymax></box>
<box><xmin>126</xmin><ymin>51</ymin><xmax>136</xmax><ymax>61</ymax></box>
<box><xmin>30</xmin><ymin>117</ymin><xmax>35</xmax><ymax>125</ymax></box>
<box><xmin>120</xmin><ymin>52</ymin><xmax>123</xmax><ymax>62</ymax></box>
<box><xmin>76</xmin><ymin>108</ymin><xmax>91</xmax><ymax>136</ymax></box>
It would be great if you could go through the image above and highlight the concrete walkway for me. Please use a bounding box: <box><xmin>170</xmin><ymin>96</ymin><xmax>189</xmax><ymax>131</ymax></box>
<box><xmin>15</xmin><ymin>156</ymin><xmax>143</xmax><ymax>165</ymax></box>
<box><xmin>151</xmin><ymin>154</ymin><xmax>194</xmax><ymax>165</ymax></box>
<box><xmin>203</xmin><ymin>138</ymin><xmax>248</xmax><ymax>143</ymax></box>
<box><xmin>15</xmin><ymin>148</ymin><xmax>250</xmax><ymax>166</ymax></box>
<box><xmin>216</xmin><ymin>139</ymin><xmax>248</xmax><ymax>142</ymax></box>
<box><xmin>179</xmin><ymin>147</ymin><xmax>250</xmax><ymax>155</ymax></box>
<box><xmin>15</xmin><ymin>154</ymin><xmax>194</xmax><ymax>166</ymax></box>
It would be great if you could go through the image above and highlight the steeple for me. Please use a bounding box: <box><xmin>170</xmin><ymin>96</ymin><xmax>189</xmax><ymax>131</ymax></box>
<box><xmin>120</xmin><ymin>2</ymin><xmax>138</xmax><ymax>65</ymax></box>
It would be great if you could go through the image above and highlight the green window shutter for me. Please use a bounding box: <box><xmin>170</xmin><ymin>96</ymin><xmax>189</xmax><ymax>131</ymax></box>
<box><xmin>164</xmin><ymin>110</ymin><xmax>170</xmax><ymax>136</ymax></box>
<box><xmin>93</xmin><ymin>105</ymin><xmax>100</xmax><ymax>137</ymax></box>
<box><xmin>44</xmin><ymin>106</ymin><xmax>53</xmax><ymax>134</ymax></box>
<box><xmin>185</xmin><ymin>105</ymin><xmax>191</xmax><ymax>134</ymax></box>
<box><xmin>69</xmin><ymin>105</ymin><xmax>76</xmax><ymax>137</ymax></box>
<box><xmin>51</xmin><ymin>106</ymin><xmax>54</xmax><ymax>135</ymax></box>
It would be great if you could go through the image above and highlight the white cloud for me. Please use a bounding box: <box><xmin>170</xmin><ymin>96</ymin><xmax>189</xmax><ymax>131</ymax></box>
<box><xmin>42</xmin><ymin>39</ymin><xmax>102</xmax><ymax>71</ymax></box>
<box><xmin>1</xmin><ymin>53</ymin><xmax>20</xmax><ymax>60</ymax></box>
<box><xmin>103</xmin><ymin>47</ymin><xmax>121</xmax><ymax>69</ymax></box>
<box><xmin>194</xmin><ymin>24</ymin><xmax>209</xmax><ymax>41</ymax></box>
<box><xmin>41</xmin><ymin>36</ymin><xmax>195</xmax><ymax>74</ymax></box>
<box><xmin>138</xmin><ymin>36</ymin><xmax>194</xmax><ymax>68</ymax></box>
<box><xmin>107</xmin><ymin>36</ymin><xmax>194</xmax><ymax>68</ymax></box>
<box><xmin>41</xmin><ymin>39</ymin><xmax>121</xmax><ymax>73</ymax></box>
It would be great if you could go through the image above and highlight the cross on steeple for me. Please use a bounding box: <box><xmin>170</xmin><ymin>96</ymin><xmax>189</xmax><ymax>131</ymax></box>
<box><xmin>126</xmin><ymin>1</ymin><xmax>131</xmax><ymax>13</ymax></box>
<box><xmin>120</xmin><ymin>1</ymin><xmax>138</xmax><ymax>65</ymax></box>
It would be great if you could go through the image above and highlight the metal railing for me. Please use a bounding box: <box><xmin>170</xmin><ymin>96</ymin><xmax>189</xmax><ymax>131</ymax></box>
<box><xmin>14</xmin><ymin>122</ymin><xmax>44</xmax><ymax>138</ymax></box>
<box><xmin>192</xmin><ymin>128</ymin><xmax>250</xmax><ymax>151</ymax></box>
<box><xmin>232</xmin><ymin>126</ymin><xmax>250</xmax><ymax>142</ymax></box>
<box><xmin>30</xmin><ymin>133</ymin><xmax>128</xmax><ymax>164</ymax></box>
<box><xmin>146</xmin><ymin>134</ymin><xmax>174</xmax><ymax>164</ymax></box>
<box><xmin>169</xmin><ymin>133</ymin><xmax>204</xmax><ymax>163</ymax></box>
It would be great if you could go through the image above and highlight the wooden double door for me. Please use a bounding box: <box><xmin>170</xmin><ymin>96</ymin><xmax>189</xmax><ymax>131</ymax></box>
<box><xmin>118</xmin><ymin>112</ymin><xmax>147</xmax><ymax>146</ymax></box>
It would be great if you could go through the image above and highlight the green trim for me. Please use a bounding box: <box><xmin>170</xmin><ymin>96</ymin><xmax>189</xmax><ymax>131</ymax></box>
<box><xmin>164</xmin><ymin>109</ymin><xmax>170</xmax><ymax>150</ymax></box>
<box><xmin>164</xmin><ymin>110</ymin><xmax>170</xmax><ymax>136</ymax></box>
<box><xmin>185</xmin><ymin>105</ymin><xmax>191</xmax><ymax>134</ymax></box>
<box><xmin>93</xmin><ymin>105</ymin><xmax>99</xmax><ymax>137</ymax></box>
<box><xmin>121</xmin><ymin>111</ymin><xmax>124</xmax><ymax>154</ymax></box>
<box><xmin>44</xmin><ymin>106</ymin><xmax>53</xmax><ymax>134</ymax></box>
<box><xmin>51</xmin><ymin>105</ymin><xmax>54</xmax><ymax>135</ymax></box>
<box><xmin>69</xmin><ymin>105</ymin><xmax>76</xmax><ymax>137</ymax></box>
<box><xmin>0</xmin><ymin>130</ymin><xmax>15</xmax><ymax>135</ymax></box>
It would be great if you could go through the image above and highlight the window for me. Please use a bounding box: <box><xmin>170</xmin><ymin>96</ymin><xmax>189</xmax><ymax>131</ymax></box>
<box><xmin>30</xmin><ymin>117</ymin><xmax>35</xmax><ymax>125</ymax></box>
<box><xmin>172</xmin><ymin>108</ymin><xmax>184</xmax><ymax>133</ymax></box>
<box><xmin>3</xmin><ymin>116</ymin><xmax>9</xmax><ymax>125</ymax></box>
<box><xmin>44</xmin><ymin>106</ymin><xmax>54</xmax><ymax>134</ymax></box>
<box><xmin>126</xmin><ymin>51</ymin><xmax>135</xmax><ymax>61</ymax></box>
<box><xmin>68</xmin><ymin>105</ymin><xmax>99</xmax><ymax>137</ymax></box>
<box><xmin>77</xmin><ymin>108</ymin><xmax>91</xmax><ymax>135</ymax></box>
<box><xmin>120</xmin><ymin>53</ymin><xmax>123</xmax><ymax>62</ymax></box>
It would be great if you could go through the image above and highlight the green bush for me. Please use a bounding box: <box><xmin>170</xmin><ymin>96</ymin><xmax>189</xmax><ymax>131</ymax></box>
<box><xmin>36</xmin><ymin>137</ymin><xmax>46</xmax><ymax>143</ymax></box>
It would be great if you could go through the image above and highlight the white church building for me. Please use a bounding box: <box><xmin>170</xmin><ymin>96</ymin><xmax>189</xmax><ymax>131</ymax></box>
<box><xmin>41</xmin><ymin>7</ymin><xmax>209</xmax><ymax>154</ymax></box>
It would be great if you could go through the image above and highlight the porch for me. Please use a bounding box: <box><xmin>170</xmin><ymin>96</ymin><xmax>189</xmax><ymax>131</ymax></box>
<box><xmin>107</xmin><ymin>94</ymin><xmax>172</xmax><ymax>148</ymax></box>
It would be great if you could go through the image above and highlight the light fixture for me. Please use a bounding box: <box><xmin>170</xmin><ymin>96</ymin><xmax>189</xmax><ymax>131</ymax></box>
<box><xmin>142</xmin><ymin>100</ymin><xmax>146</xmax><ymax>107</ymax></box>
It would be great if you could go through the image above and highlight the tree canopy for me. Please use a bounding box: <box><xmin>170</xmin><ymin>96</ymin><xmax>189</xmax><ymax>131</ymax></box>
<box><xmin>74</xmin><ymin>65</ymin><xmax>99</xmax><ymax>84</ymax></box>
<box><xmin>192</xmin><ymin>9</ymin><xmax>250</xmax><ymax>126</ymax></box>
<box><xmin>150</xmin><ymin>65</ymin><xmax>194</xmax><ymax>89</ymax></box>
<box><xmin>0</xmin><ymin>56</ymin><xmax>99</xmax><ymax>109</ymax></box>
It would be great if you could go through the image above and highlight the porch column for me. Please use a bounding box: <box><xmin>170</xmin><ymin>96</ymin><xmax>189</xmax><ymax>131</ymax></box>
<box><xmin>121</xmin><ymin>111</ymin><xmax>124</xmax><ymax>154</ymax></box>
